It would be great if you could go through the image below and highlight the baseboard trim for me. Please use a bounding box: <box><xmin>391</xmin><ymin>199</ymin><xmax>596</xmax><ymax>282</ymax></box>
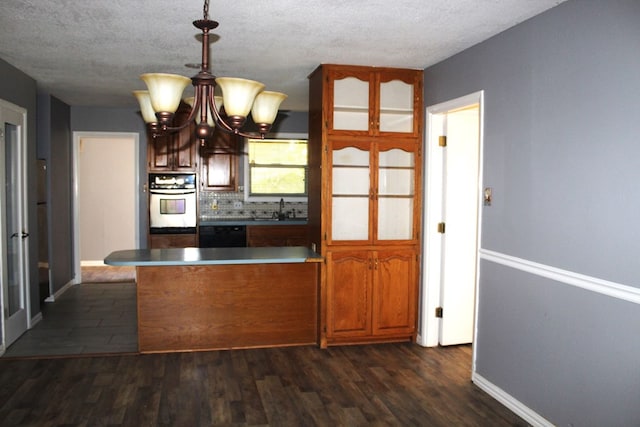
<box><xmin>479</xmin><ymin>249</ymin><xmax>640</xmax><ymax>305</ymax></box>
<box><xmin>30</xmin><ymin>312</ymin><xmax>43</xmax><ymax>327</ymax></box>
<box><xmin>81</xmin><ymin>260</ymin><xmax>107</xmax><ymax>267</ymax></box>
<box><xmin>472</xmin><ymin>372</ymin><xmax>553</xmax><ymax>427</ymax></box>
<box><xmin>44</xmin><ymin>280</ymin><xmax>76</xmax><ymax>303</ymax></box>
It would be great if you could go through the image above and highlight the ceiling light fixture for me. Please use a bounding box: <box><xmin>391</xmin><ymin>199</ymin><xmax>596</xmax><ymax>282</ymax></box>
<box><xmin>133</xmin><ymin>0</ymin><xmax>287</xmax><ymax>146</ymax></box>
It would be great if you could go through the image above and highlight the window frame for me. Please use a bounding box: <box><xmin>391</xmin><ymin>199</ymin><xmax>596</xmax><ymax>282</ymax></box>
<box><xmin>243</xmin><ymin>132</ymin><xmax>309</xmax><ymax>202</ymax></box>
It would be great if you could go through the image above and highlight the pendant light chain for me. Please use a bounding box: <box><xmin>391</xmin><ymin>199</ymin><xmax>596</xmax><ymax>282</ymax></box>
<box><xmin>203</xmin><ymin>0</ymin><xmax>209</xmax><ymax>20</ymax></box>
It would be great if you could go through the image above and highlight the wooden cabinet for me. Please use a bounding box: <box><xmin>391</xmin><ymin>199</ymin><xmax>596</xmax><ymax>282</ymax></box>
<box><xmin>326</xmin><ymin>248</ymin><xmax>417</xmax><ymax>342</ymax></box>
<box><xmin>200</xmin><ymin>128</ymin><xmax>239</xmax><ymax>192</ymax></box>
<box><xmin>149</xmin><ymin>233</ymin><xmax>197</xmax><ymax>249</ymax></box>
<box><xmin>321</xmin><ymin>64</ymin><xmax>422</xmax><ymax>138</ymax></box>
<box><xmin>147</xmin><ymin>102</ymin><xmax>197</xmax><ymax>172</ymax></box>
<box><xmin>309</xmin><ymin>64</ymin><xmax>423</xmax><ymax>347</ymax></box>
<box><xmin>247</xmin><ymin>224</ymin><xmax>309</xmax><ymax>247</ymax></box>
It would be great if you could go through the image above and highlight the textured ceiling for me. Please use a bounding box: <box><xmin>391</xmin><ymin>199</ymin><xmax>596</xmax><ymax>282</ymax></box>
<box><xmin>0</xmin><ymin>0</ymin><xmax>565</xmax><ymax>111</ymax></box>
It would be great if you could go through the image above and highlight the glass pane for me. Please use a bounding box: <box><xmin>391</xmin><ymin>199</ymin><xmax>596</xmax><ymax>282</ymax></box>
<box><xmin>250</xmin><ymin>167</ymin><xmax>306</xmax><ymax>194</ymax></box>
<box><xmin>379</xmin><ymin>79</ymin><xmax>413</xmax><ymax>132</ymax></box>
<box><xmin>333</xmin><ymin>146</ymin><xmax>369</xmax><ymax>166</ymax></box>
<box><xmin>334</xmin><ymin>77</ymin><xmax>369</xmax><ymax>131</ymax></box>
<box><xmin>377</xmin><ymin>147</ymin><xmax>414</xmax><ymax>240</ymax></box>
<box><xmin>333</xmin><ymin>167</ymin><xmax>369</xmax><ymax>195</ymax></box>
<box><xmin>247</xmin><ymin>138</ymin><xmax>308</xmax><ymax>196</ymax></box>
<box><xmin>332</xmin><ymin>197</ymin><xmax>369</xmax><ymax>240</ymax></box>
<box><xmin>378</xmin><ymin>197</ymin><xmax>413</xmax><ymax>240</ymax></box>
<box><xmin>4</xmin><ymin>122</ymin><xmax>22</xmax><ymax>318</ymax></box>
<box><xmin>379</xmin><ymin>148</ymin><xmax>414</xmax><ymax>168</ymax></box>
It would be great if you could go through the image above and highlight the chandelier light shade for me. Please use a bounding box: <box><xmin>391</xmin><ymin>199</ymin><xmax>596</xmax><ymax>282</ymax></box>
<box><xmin>215</xmin><ymin>77</ymin><xmax>265</xmax><ymax>118</ymax></box>
<box><xmin>140</xmin><ymin>73</ymin><xmax>192</xmax><ymax>116</ymax></box>
<box><xmin>133</xmin><ymin>0</ymin><xmax>287</xmax><ymax>145</ymax></box>
<box><xmin>251</xmin><ymin>91</ymin><xmax>289</xmax><ymax>132</ymax></box>
<box><xmin>132</xmin><ymin>90</ymin><xmax>157</xmax><ymax>124</ymax></box>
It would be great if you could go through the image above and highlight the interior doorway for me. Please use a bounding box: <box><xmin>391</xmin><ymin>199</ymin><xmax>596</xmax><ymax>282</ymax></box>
<box><xmin>72</xmin><ymin>132</ymin><xmax>139</xmax><ymax>283</ymax></box>
<box><xmin>0</xmin><ymin>99</ymin><xmax>30</xmax><ymax>349</ymax></box>
<box><xmin>419</xmin><ymin>91</ymin><xmax>483</xmax><ymax>349</ymax></box>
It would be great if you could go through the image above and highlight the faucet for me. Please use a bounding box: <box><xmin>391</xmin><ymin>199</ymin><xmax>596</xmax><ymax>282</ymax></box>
<box><xmin>278</xmin><ymin>198</ymin><xmax>286</xmax><ymax>220</ymax></box>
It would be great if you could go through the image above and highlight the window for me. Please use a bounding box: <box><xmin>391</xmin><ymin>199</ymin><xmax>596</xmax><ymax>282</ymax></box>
<box><xmin>245</xmin><ymin>137</ymin><xmax>308</xmax><ymax>200</ymax></box>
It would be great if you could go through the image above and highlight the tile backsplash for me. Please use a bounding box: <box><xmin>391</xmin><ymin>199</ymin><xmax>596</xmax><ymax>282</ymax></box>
<box><xmin>199</xmin><ymin>191</ymin><xmax>307</xmax><ymax>221</ymax></box>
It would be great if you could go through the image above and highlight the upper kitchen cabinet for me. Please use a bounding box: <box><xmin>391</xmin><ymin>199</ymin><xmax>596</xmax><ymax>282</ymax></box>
<box><xmin>310</xmin><ymin>64</ymin><xmax>422</xmax><ymax>138</ymax></box>
<box><xmin>147</xmin><ymin>102</ymin><xmax>197</xmax><ymax>172</ymax></box>
<box><xmin>200</xmin><ymin>127</ymin><xmax>239</xmax><ymax>192</ymax></box>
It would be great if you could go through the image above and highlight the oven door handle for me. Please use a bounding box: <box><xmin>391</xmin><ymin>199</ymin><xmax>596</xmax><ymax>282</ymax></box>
<box><xmin>149</xmin><ymin>189</ymin><xmax>196</xmax><ymax>196</ymax></box>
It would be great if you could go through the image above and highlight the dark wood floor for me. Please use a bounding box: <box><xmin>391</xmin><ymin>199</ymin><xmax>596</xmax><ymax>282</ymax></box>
<box><xmin>0</xmin><ymin>344</ymin><xmax>527</xmax><ymax>426</ymax></box>
<box><xmin>1</xmin><ymin>266</ymin><xmax>527</xmax><ymax>425</ymax></box>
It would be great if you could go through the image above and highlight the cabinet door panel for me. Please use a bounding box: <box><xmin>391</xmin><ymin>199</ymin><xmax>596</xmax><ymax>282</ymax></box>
<box><xmin>330</xmin><ymin>143</ymin><xmax>372</xmax><ymax>243</ymax></box>
<box><xmin>148</xmin><ymin>135</ymin><xmax>171</xmax><ymax>170</ymax></box>
<box><xmin>327</xmin><ymin>251</ymin><xmax>371</xmax><ymax>337</ymax></box>
<box><xmin>202</xmin><ymin>152</ymin><xmax>236</xmax><ymax>192</ymax></box>
<box><xmin>372</xmin><ymin>249</ymin><xmax>417</xmax><ymax>334</ymax></box>
<box><xmin>376</xmin><ymin>145</ymin><xmax>417</xmax><ymax>242</ymax></box>
<box><xmin>333</xmin><ymin>77</ymin><xmax>370</xmax><ymax>131</ymax></box>
<box><xmin>174</xmin><ymin>129</ymin><xmax>197</xmax><ymax>170</ymax></box>
<box><xmin>377</xmin><ymin>198</ymin><xmax>413</xmax><ymax>240</ymax></box>
<box><xmin>379</xmin><ymin>79</ymin><xmax>414</xmax><ymax>133</ymax></box>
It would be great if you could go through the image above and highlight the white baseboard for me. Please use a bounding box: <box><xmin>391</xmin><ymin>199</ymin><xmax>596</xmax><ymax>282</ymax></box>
<box><xmin>44</xmin><ymin>279</ymin><xmax>76</xmax><ymax>303</ymax></box>
<box><xmin>81</xmin><ymin>260</ymin><xmax>107</xmax><ymax>267</ymax></box>
<box><xmin>472</xmin><ymin>372</ymin><xmax>553</xmax><ymax>427</ymax></box>
<box><xmin>30</xmin><ymin>312</ymin><xmax>43</xmax><ymax>327</ymax></box>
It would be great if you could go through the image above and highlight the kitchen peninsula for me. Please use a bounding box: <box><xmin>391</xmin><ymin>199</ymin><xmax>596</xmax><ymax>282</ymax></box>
<box><xmin>105</xmin><ymin>246</ymin><xmax>322</xmax><ymax>353</ymax></box>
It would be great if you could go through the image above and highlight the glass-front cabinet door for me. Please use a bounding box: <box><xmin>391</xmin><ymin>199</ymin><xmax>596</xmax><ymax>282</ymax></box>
<box><xmin>329</xmin><ymin>140</ymin><xmax>418</xmax><ymax>244</ymax></box>
<box><xmin>330</xmin><ymin>141</ymin><xmax>372</xmax><ymax>243</ymax></box>
<box><xmin>328</xmin><ymin>66</ymin><xmax>421</xmax><ymax>137</ymax></box>
<box><xmin>378</xmin><ymin>73</ymin><xmax>416</xmax><ymax>134</ymax></box>
<box><xmin>376</xmin><ymin>143</ymin><xmax>416</xmax><ymax>242</ymax></box>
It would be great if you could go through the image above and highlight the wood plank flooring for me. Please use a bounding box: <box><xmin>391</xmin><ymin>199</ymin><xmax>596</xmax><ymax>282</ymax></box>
<box><xmin>0</xmin><ymin>344</ymin><xmax>528</xmax><ymax>426</ymax></box>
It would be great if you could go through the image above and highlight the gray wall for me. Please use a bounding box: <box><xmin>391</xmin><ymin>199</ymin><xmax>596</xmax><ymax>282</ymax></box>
<box><xmin>0</xmin><ymin>57</ymin><xmax>40</xmax><ymax>317</ymax></box>
<box><xmin>48</xmin><ymin>96</ymin><xmax>74</xmax><ymax>296</ymax></box>
<box><xmin>424</xmin><ymin>1</ymin><xmax>640</xmax><ymax>425</ymax></box>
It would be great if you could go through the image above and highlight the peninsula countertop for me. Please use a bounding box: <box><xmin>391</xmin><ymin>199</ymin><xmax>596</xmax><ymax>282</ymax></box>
<box><xmin>104</xmin><ymin>246</ymin><xmax>322</xmax><ymax>267</ymax></box>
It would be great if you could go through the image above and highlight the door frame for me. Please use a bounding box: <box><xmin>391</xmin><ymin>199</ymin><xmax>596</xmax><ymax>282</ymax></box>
<box><xmin>418</xmin><ymin>91</ymin><xmax>484</xmax><ymax>356</ymax></box>
<box><xmin>0</xmin><ymin>98</ymin><xmax>31</xmax><ymax>352</ymax></box>
<box><xmin>71</xmin><ymin>132</ymin><xmax>140</xmax><ymax>283</ymax></box>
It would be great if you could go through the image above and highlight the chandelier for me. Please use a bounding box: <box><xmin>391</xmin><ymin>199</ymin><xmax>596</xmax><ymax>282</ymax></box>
<box><xmin>132</xmin><ymin>0</ymin><xmax>287</xmax><ymax>146</ymax></box>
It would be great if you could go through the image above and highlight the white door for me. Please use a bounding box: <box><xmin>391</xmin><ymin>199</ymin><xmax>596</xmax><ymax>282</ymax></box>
<box><xmin>439</xmin><ymin>105</ymin><xmax>481</xmax><ymax>345</ymax></box>
<box><xmin>0</xmin><ymin>100</ymin><xmax>30</xmax><ymax>349</ymax></box>
<box><xmin>420</xmin><ymin>92</ymin><xmax>483</xmax><ymax>348</ymax></box>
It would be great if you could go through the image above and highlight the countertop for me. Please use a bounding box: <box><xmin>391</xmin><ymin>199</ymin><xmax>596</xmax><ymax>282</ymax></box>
<box><xmin>199</xmin><ymin>218</ymin><xmax>308</xmax><ymax>226</ymax></box>
<box><xmin>104</xmin><ymin>246</ymin><xmax>322</xmax><ymax>267</ymax></box>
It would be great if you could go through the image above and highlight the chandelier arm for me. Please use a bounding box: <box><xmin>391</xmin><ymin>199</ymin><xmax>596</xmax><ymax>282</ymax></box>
<box><xmin>163</xmin><ymin>96</ymin><xmax>201</xmax><ymax>133</ymax></box>
<box><xmin>207</xmin><ymin>93</ymin><xmax>234</xmax><ymax>133</ymax></box>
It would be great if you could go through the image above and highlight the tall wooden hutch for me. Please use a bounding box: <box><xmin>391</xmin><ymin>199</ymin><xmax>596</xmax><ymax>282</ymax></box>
<box><xmin>308</xmin><ymin>64</ymin><xmax>423</xmax><ymax>347</ymax></box>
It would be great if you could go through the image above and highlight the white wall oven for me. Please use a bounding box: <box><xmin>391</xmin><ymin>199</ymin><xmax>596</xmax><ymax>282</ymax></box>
<box><xmin>149</xmin><ymin>173</ymin><xmax>196</xmax><ymax>234</ymax></box>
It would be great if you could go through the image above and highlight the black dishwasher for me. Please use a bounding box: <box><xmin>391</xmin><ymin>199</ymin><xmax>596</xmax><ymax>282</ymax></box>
<box><xmin>199</xmin><ymin>225</ymin><xmax>247</xmax><ymax>247</ymax></box>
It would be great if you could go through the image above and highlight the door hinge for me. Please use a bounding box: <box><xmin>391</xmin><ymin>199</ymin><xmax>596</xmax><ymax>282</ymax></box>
<box><xmin>435</xmin><ymin>307</ymin><xmax>443</xmax><ymax>318</ymax></box>
<box><xmin>437</xmin><ymin>222</ymin><xmax>446</xmax><ymax>234</ymax></box>
<box><xmin>438</xmin><ymin>135</ymin><xmax>447</xmax><ymax>147</ymax></box>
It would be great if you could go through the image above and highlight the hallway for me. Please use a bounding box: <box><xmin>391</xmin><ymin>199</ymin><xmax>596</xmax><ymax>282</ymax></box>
<box><xmin>3</xmin><ymin>275</ymin><xmax>137</xmax><ymax>358</ymax></box>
